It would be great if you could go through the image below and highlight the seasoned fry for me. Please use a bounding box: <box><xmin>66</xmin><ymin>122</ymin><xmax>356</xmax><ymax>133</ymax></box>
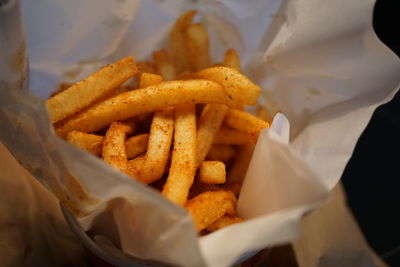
<box><xmin>169</xmin><ymin>10</ymin><xmax>196</xmax><ymax>73</ymax></box>
<box><xmin>47</xmin><ymin>57</ymin><xmax>138</xmax><ymax>123</ymax></box>
<box><xmin>56</xmin><ymin>80</ymin><xmax>239</xmax><ymax>137</ymax></box>
<box><xmin>185</xmin><ymin>23</ymin><xmax>211</xmax><ymax>71</ymax></box>
<box><xmin>228</xmin><ymin>143</ymin><xmax>255</xmax><ymax>185</ymax></box>
<box><xmin>125</xmin><ymin>134</ymin><xmax>149</xmax><ymax>159</ymax></box>
<box><xmin>224</xmin><ymin>109</ymin><xmax>269</xmax><ymax>140</ymax></box>
<box><xmin>196</xmin><ymin>104</ymin><xmax>228</xmax><ymax>167</ymax></box>
<box><xmin>213</xmin><ymin>127</ymin><xmax>252</xmax><ymax>145</ymax></box>
<box><xmin>186</xmin><ymin>190</ymin><xmax>237</xmax><ymax>232</ymax></box>
<box><xmin>206</xmin><ymin>215</ymin><xmax>243</xmax><ymax>232</ymax></box>
<box><xmin>66</xmin><ymin>131</ymin><xmax>148</xmax><ymax>159</ymax></box>
<box><xmin>139</xmin><ymin>73</ymin><xmax>163</xmax><ymax>88</ymax></box>
<box><xmin>198</xmin><ymin>161</ymin><xmax>226</xmax><ymax>185</ymax></box>
<box><xmin>137</xmin><ymin>61</ymin><xmax>156</xmax><ymax>74</ymax></box>
<box><xmin>102</xmin><ymin>122</ymin><xmax>135</xmax><ymax>173</ymax></box>
<box><xmin>66</xmin><ymin>131</ymin><xmax>103</xmax><ymax>155</ymax></box>
<box><xmin>206</xmin><ymin>145</ymin><xmax>235</xmax><ymax>162</ymax></box>
<box><xmin>139</xmin><ymin>108</ymin><xmax>174</xmax><ymax>184</ymax></box>
<box><xmin>162</xmin><ymin>104</ymin><xmax>196</xmax><ymax>206</ymax></box>
<box><xmin>194</xmin><ymin>66</ymin><xmax>260</xmax><ymax>106</ymax></box>
<box><xmin>127</xmin><ymin>155</ymin><xmax>146</xmax><ymax>180</ymax></box>
<box><xmin>223</xmin><ymin>49</ymin><xmax>241</xmax><ymax>72</ymax></box>
<box><xmin>153</xmin><ymin>50</ymin><xmax>176</xmax><ymax>81</ymax></box>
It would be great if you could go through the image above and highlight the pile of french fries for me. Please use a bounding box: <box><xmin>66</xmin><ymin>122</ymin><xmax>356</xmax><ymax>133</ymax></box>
<box><xmin>47</xmin><ymin>10</ymin><xmax>270</xmax><ymax>235</ymax></box>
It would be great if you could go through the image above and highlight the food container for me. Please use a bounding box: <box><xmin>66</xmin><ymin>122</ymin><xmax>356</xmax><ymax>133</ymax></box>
<box><xmin>0</xmin><ymin>0</ymin><xmax>399</xmax><ymax>266</ymax></box>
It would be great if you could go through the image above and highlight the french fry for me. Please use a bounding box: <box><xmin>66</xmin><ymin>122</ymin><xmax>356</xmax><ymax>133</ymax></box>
<box><xmin>223</xmin><ymin>49</ymin><xmax>241</xmax><ymax>72</ymax></box>
<box><xmin>206</xmin><ymin>145</ymin><xmax>235</xmax><ymax>162</ymax></box>
<box><xmin>228</xmin><ymin>143</ymin><xmax>255</xmax><ymax>185</ymax></box>
<box><xmin>47</xmin><ymin>57</ymin><xmax>138</xmax><ymax>123</ymax></box>
<box><xmin>56</xmin><ymin>80</ymin><xmax>240</xmax><ymax>137</ymax></box>
<box><xmin>136</xmin><ymin>61</ymin><xmax>156</xmax><ymax>74</ymax></box>
<box><xmin>225</xmin><ymin>109</ymin><xmax>269</xmax><ymax>140</ymax></box>
<box><xmin>66</xmin><ymin>131</ymin><xmax>103</xmax><ymax>155</ymax></box>
<box><xmin>213</xmin><ymin>127</ymin><xmax>252</xmax><ymax>145</ymax></box>
<box><xmin>139</xmin><ymin>108</ymin><xmax>174</xmax><ymax>184</ymax></box>
<box><xmin>189</xmin><ymin>183</ymin><xmax>221</xmax><ymax>199</ymax></box>
<box><xmin>102</xmin><ymin>122</ymin><xmax>135</xmax><ymax>173</ymax></box>
<box><xmin>206</xmin><ymin>215</ymin><xmax>243</xmax><ymax>232</ymax></box>
<box><xmin>127</xmin><ymin>155</ymin><xmax>146</xmax><ymax>180</ymax></box>
<box><xmin>185</xmin><ymin>190</ymin><xmax>237</xmax><ymax>232</ymax></box>
<box><xmin>198</xmin><ymin>161</ymin><xmax>226</xmax><ymax>184</ymax></box>
<box><xmin>162</xmin><ymin>104</ymin><xmax>196</xmax><ymax>206</ymax></box>
<box><xmin>169</xmin><ymin>10</ymin><xmax>196</xmax><ymax>73</ymax></box>
<box><xmin>193</xmin><ymin>66</ymin><xmax>260</xmax><ymax>106</ymax></box>
<box><xmin>66</xmin><ymin>131</ymin><xmax>148</xmax><ymax>159</ymax></box>
<box><xmin>196</xmin><ymin>104</ymin><xmax>228</xmax><ymax>167</ymax></box>
<box><xmin>153</xmin><ymin>50</ymin><xmax>176</xmax><ymax>81</ymax></box>
<box><xmin>139</xmin><ymin>73</ymin><xmax>163</xmax><ymax>88</ymax></box>
<box><xmin>125</xmin><ymin>134</ymin><xmax>149</xmax><ymax>159</ymax></box>
<box><xmin>185</xmin><ymin>23</ymin><xmax>211</xmax><ymax>71</ymax></box>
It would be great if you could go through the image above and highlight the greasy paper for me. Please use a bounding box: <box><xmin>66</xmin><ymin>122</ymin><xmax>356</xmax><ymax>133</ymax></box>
<box><xmin>0</xmin><ymin>0</ymin><xmax>398</xmax><ymax>266</ymax></box>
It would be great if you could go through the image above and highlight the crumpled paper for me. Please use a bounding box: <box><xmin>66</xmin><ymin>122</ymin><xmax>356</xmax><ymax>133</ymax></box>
<box><xmin>0</xmin><ymin>0</ymin><xmax>398</xmax><ymax>266</ymax></box>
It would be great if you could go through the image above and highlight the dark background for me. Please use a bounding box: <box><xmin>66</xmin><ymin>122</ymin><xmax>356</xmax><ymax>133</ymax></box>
<box><xmin>341</xmin><ymin>0</ymin><xmax>400</xmax><ymax>265</ymax></box>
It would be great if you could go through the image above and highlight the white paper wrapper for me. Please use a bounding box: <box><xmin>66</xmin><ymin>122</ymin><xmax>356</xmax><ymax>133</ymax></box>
<box><xmin>0</xmin><ymin>0</ymin><xmax>398</xmax><ymax>266</ymax></box>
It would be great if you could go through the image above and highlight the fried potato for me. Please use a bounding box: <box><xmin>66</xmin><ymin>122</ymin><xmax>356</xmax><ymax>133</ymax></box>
<box><xmin>125</xmin><ymin>134</ymin><xmax>149</xmax><ymax>159</ymax></box>
<box><xmin>47</xmin><ymin>57</ymin><xmax>138</xmax><ymax>123</ymax></box>
<box><xmin>194</xmin><ymin>66</ymin><xmax>260</xmax><ymax>106</ymax></box>
<box><xmin>206</xmin><ymin>215</ymin><xmax>243</xmax><ymax>232</ymax></box>
<box><xmin>169</xmin><ymin>10</ymin><xmax>196</xmax><ymax>74</ymax></box>
<box><xmin>66</xmin><ymin>131</ymin><xmax>148</xmax><ymax>159</ymax></box>
<box><xmin>206</xmin><ymin>145</ymin><xmax>235</xmax><ymax>162</ymax></box>
<box><xmin>198</xmin><ymin>161</ymin><xmax>226</xmax><ymax>184</ymax></box>
<box><xmin>196</xmin><ymin>104</ymin><xmax>228</xmax><ymax>167</ymax></box>
<box><xmin>102</xmin><ymin>122</ymin><xmax>135</xmax><ymax>173</ymax></box>
<box><xmin>213</xmin><ymin>127</ymin><xmax>252</xmax><ymax>145</ymax></box>
<box><xmin>228</xmin><ymin>143</ymin><xmax>255</xmax><ymax>185</ymax></box>
<box><xmin>152</xmin><ymin>50</ymin><xmax>176</xmax><ymax>81</ymax></box>
<box><xmin>139</xmin><ymin>73</ymin><xmax>163</xmax><ymax>88</ymax></box>
<box><xmin>127</xmin><ymin>155</ymin><xmax>146</xmax><ymax>180</ymax></box>
<box><xmin>139</xmin><ymin>108</ymin><xmax>174</xmax><ymax>184</ymax></box>
<box><xmin>185</xmin><ymin>23</ymin><xmax>211</xmax><ymax>71</ymax></box>
<box><xmin>66</xmin><ymin>131</ymin><xmax>103</xmax><ymax>155</ymax></box>
<box><xmin>223</xmin><ymin>49</ymin><xmax>241</xmax><ymax>72</ymax></box>
<box><xmin>56</xmin><ymin>80</ymin><xmax>239</xmax><ymax>137</ymax></box>
<box><xmin>186</xmin><ymin>190</ymin><xmax>237</xmax><ymax>232</ymax></box>
<box><xmin>225</xmin><ymin>109</ymin><xmax>269</xmax><ymax>140</ymax></box>
<box><xmin>162</xmin><ymin>104</ymin><xmax>196</xmax><ymax>206</ymax></box>
<box><xmin>137</xmin><ymin>61</ymin><xmax>156</xmax><ymax>74</ymax></box>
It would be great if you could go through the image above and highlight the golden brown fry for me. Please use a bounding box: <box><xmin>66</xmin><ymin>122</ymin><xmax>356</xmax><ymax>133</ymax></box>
<box><xmin>56</xmin><ymin>80</ymin><xmax>239</xmax><ymax>137</ymax></box>
<box><xmin>136</xmin><ymin>61</ymin><xmax>156</xmax><ymax>74</ymax></box>
<box><xmin>213</xmin><ymin>127</ymin><xmax>252</xmax><ymax>145</ymax></box>
<box><xmin>185</xmin><ymin>23</ymin><xmax>211</xmax><ymax>71</ymax></box>
<box><xmin>162</xmin><ymin>104</ymin><xmax>196</xmax><ymax>206</ymax></box>
<box><xmin>102</xmin><ymin>122</ymin><xmax>135</xmax><ymax>173</ymax></box>
<box><xmin>152</xmin><ymin>50</ymin><xmax>176</xmax><ymax>80</ymax></box>
<box><xmin>206</xmin><ymin>145</ymin><xmax>235</xmax><ymax>162</ymax></box>
<box><xmin>196</xmin><ymin>104</ymin><xmax>228</xmax><ymax>167</ymax></box>
<box><xmin>223</xmin><ymin>49</ymin><xmax>241</xmax><ymax>72</ymax></box>
<box><xmin>66</xmin><ymin>131</ymin><xmax>103</xmax><ymax>155</ymax></box>
<box><xmin>127</xmin><ymin>155</ymin><xmax>146</xmax><ymax>180</ymax></box>
<box><xmin>125</xmin><ymin>134</ymin><xmax>149</xmax><ymax>159</ymax></box>
<box><xmin>47</xmin><ymin>57</ymin><xmax>138</xmax><ymax>123</ymax></box>
<box><xmin>228</xmin><ymin>143</ymin><xmax>255</xmax><ymax>185</ymax></box>
<box><xmin>185</xmin><ymin>190</ymin><xmax>237</xmax><ymax>232</ymax></box>
<box><xmin>169</xmin><ymin>10</ymin><xmax>196</xmax><ymax>74</ymax></box>
<box><xmin>224</xmin><ymin>109</ymin><xmax>269</xmax><ymax>140</ymax></box>
<box><xmin>206</xmin><ymin>215</ymin><xmax>243</xmax><ymax>232</ymax></box>
<box><xmin>198</xmin><ymin>161</ymin><xmax>226</xmax><ymax>185</ymax></box>
<box><xmin>139</xmin><ymin>73</ymin><xmax>163</xmax><ymax>88</ymax></box>
<box><xmin>140</xmin><ymin>108</ymin><xmax>174</xmax><ymax>184</ymax></box>
<box><xmin>194</xmin><ymin>66</ymin><xmax>260</xmax><ymax>106</ymax></box>
<box><xmin>66</xmin><ymin>131</ymin><xmax>148</xmax><ymax>159</ymax></box>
